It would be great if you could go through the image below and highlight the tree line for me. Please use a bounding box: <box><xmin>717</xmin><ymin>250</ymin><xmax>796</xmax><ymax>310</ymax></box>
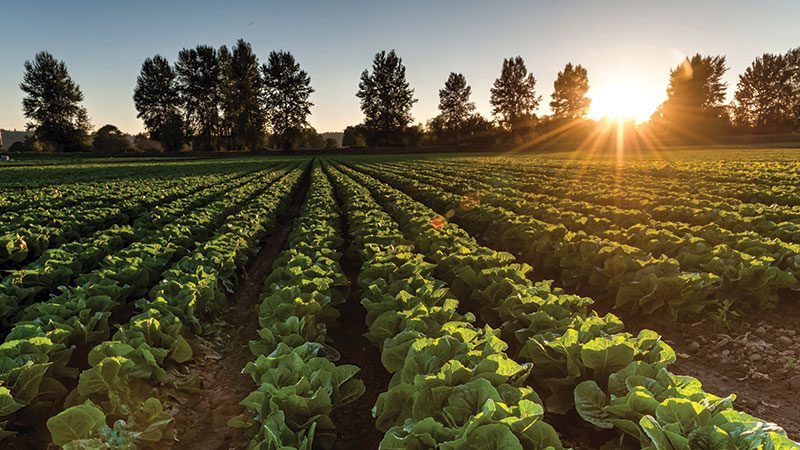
<box><xmin>134</xmin><ymin>40</ymin><xmax>318</xmax><ymax>151</ymax></box>
<box><xmin>11</xmin><ymin>42</ymin><xmax>800</xmax><ymax>152</ymax></box>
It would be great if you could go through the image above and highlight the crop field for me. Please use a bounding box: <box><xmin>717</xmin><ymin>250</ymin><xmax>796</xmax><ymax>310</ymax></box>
<box><xmin>0</xmin><ymin>149</ymin><xmax>798</xmax><ymax>449</ymax></box>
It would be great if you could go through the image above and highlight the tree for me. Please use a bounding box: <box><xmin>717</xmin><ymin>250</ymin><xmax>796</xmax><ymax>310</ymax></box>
<box><xmin>92</xmin><ymin>124</ymin><xmax>133</xmax><ymax>152</ymax></box>
<box><xmin>133</xmin><ymin>133</ymin><xmax>162</xmax><ymax>152</ymax></box>
<box><xmin>428</xmin><ymin>113</ymin><xmax>495</xmax><ymax>145</ymax></box>
<box><xmin>324</xmin><ymin>138</ymin><xmax>338</xmax><ymax>149</ymax></box>
<box><xmin>176</xmin><ymin>45</ymin><xmax>223</xmax><ymax>151</ymax></box>
<box><xmin>438</xmin><ymin>73</ymin><xmax>476</xmax><ymax>134</ymax></box>
<box><xmin>342</xmin><ymin>124</ymin><xmax>368</xmax><ymax>147</ymax></box>
<box><xmin>550</xmin><ymin>63</ymin><xmax>591</xmax><ymax>120</ymax></box>
<box><xmin>8</xmin><ymin>141</ymin><xmax>30</xmax><ymax>153</ymax></box>
<box><xmin>220</xmin><ymin>39</ymin><xmax>265</xmax><ymax>151</ymax></box>
<box><xmin>303</xmin><ymin>128</ymin><xmax>325</xmax><ymax>149</ymax></box>
<box><xmin>357</xmin><ymin>50</ymin><xmax>417</xmax><ymax>146</ymax></box>
<box><xmin>20</xmin><ymin>51</ymin><xmax>90</xmax><ymax>152</ymax></box>
<box><xmin>159</xmin><ymin>114</ymin><xmax>185</xmax><ymax>152</ymax></box>
<box><xmin>787</xmin><ymin>48</ymin><xmax>800</xmax><ymax>131</ymax></box>
<box><xmin>133</xmin><ymin>55</ymin><xmax>182</xmax><ymax>143</ymax></box>
<box><xmin>262</xmin><ymin>51</ymin><xmax>314</xmax><ymax>150</ymax></box>
<box><xmin>733</xmin><ymin>49</ymin><xmax>800</xmax><ymax>133</ymax></box>
<box><xmin>651</xmin><ymin>54</ymin><xmax>729</xmax><ymax>138</ymax></box>
<box><xmin>268</xmin><ymin>126</ymin><xmax>323</xmax><ymax>151</ymax></box>
<box><xmin>490</xmin><ymin>56</ymin><xmax>541</xmax><ymax>137</ymax></box>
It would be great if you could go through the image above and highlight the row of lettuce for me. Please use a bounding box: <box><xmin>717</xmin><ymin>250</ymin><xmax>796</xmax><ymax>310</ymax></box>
<box><xmin>0</xmin><ymin>162</ymin><xmax>272</xmax><ymax>268</ymax></box>
<box><xmin>232</xmin><ymin>163</ymin><xmax>365</xmax><ymax>448</ymax></box>
<box><xmin>0</xmin><ymin>168</ymin><xmax>275</xmax><ymax>329</ymax></box>
<box><xmin>429</xmin><ymin>157</ymin><xmax>800</xmax><ymax>243</ymax></box>
<box><xmin>455</xmin><ymin>156</ymin><xmax>799</xmax><ymax>210</ymax></box>
<box><xmin>337</xmin><ymin>162</ymin><xmax>797</xmax><ymax>449</ymax></box>
<box><xmin>359</xmin><ymin>160</ymin><xmax>799</xmax><ymax>321</ymax></box>
<box><xmin>434</xmin><ymin>157</ymin><xmax>800</xmax><ymax>247</ymax></box>
<box><xmin>0</xmin><ymin>165</ymin><xmax>301</xmax><ymax>446</ymax></box>
<box><xmin>411</xmin><ymin>158</ymin><xmax>799</xmax><ymax>248</ymax></box>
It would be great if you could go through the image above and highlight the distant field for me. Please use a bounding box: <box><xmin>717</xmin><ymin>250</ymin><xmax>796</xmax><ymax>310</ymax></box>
<box><xmin>0</xmin><ymin>149</ymin><xmax>797</xmax><ymax>448</ymax></box>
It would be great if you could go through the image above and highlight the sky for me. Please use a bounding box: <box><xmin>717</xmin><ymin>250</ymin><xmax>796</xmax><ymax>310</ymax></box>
<box><xmin>1</xmin><ymin>0</ymin><xmax>799</xmax><ymax>134</ymax></box>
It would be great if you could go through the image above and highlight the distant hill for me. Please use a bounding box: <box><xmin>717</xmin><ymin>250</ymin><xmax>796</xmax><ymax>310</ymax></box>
<box><xmin>0</xmin><ymin>129</ymin><xmax>32</xmax><ymax>150</ymax></box>
<box><xmin>320</xmin><ymin>132</ymin><xmax>343</xmax><ymax>146</ymax></box>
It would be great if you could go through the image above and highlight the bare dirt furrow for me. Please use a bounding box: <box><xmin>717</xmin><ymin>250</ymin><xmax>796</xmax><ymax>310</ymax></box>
<box><xmin>171</xmin><ymin>171</ymin><xmax>310</xmax><ymax>450</ymax></box>
<box><xmin>328</xmin><ymin>254</ymin><xmax>391</xmax><ymax>449</ymax></box>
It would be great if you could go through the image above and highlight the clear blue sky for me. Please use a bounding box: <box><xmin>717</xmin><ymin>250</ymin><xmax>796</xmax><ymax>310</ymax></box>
<box><xmin>1</xmin><ymin>0</ymin><xmax>798</xmax><ymax>133</ymax></box>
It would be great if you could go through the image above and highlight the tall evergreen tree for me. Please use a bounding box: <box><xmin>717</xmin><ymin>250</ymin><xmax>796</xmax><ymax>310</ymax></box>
<box><xmin>20</xmin><ymin>51</ymin><xmax>90</xmax><ymax>152</ymax></box>
<box><xmin>356</xmin><ymin>50</ymin><xmax>417</xmax><ymax>146</ymax></box>
<box><xmin>176</xmin><ymin>45</ymin><xmax>223</xmax><ymax>151</ymax></box>
<box><xmin>437</xmin><ymin>73</ymin><xmax>476</xmax><ymax>135</ymax></box>
<box><xmin>490</xmin><ymin>56</ymin><xmax>540</xmax><ymax>136</ymax></box>
<box><xmin>550</xmin><ymin>63</ymin><xmax>591</xmax><ymax>120</ymax></box>
<box><xmin>133</xmin><ymin>55</ymin><xmax>182</xmax><ymax>144</ymax></box>
<box><xmin>222</xmin><ymin>40</ymin><xmax>265</xmax><ymax>150</ymax></box>
<box><xmin>262</xmin><ymin>51</ymin><xmax>314</xmax><ymax>150</ymax></box>
<box><xmin>651</xmin><ymin>54</ymin><xmax>729</xmax><ymax>137</ymax></box>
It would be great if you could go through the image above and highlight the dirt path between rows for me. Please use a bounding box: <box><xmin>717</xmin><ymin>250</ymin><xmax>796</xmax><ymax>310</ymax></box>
<box><xmin>170</xmin><ymin>172</ymin><xmax>310</xmax><ymax>450</ymax></box>
<box><xmin>328</xmin><ymin>254</ymin><xmax>391</xmax><ymax>449</ymax></box>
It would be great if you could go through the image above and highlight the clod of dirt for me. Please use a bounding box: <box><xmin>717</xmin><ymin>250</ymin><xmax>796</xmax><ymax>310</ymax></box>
<box><xmin>789</xmin><ymin>376</ymin><xmax>800</xmax><ymax>392</ymax></box>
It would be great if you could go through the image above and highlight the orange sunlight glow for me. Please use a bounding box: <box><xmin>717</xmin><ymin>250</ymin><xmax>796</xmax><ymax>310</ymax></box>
<box><xmin>588</xmin><ymin>78</ymin><xmax>660</xmax><ymax>123</ymax></box>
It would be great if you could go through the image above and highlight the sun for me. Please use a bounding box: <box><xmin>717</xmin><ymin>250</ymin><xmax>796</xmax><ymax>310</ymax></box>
<box><xmin>588</xmin><ymin>78</ymin><xmax>659</xmax><ymax>123</ymax></box>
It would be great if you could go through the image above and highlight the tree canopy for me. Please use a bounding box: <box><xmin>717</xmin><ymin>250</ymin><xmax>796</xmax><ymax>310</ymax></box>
<box><xmin>490</xmin><ymin>56</ymin><xmax>541</xmax><ymax>136</ymax></box>
<box><xmin>651</xmin><ymin>54</ymin><xmax>729</xmax><ymax>138</ymax></box>
<box><xmin>357</xmin><ymin>50</ymin><xmax>417</xmax><ymax>146</ymax></box>
<box><xmin>20</xmin><ymin>51</ymin><xmax>90</xmax><ymax>152</ymax></box>
<box><xmin>222</xmin><ymin>39</ymin><xmax>266</xmax><ymax>150</ymax></box>
<box><xmin>133</xmin><ymin>55</ymin><xmax>182</xmax><ymax>143</ymax></box>
<box><xmin>176</xmin><ymin>45</ymin><xmax>223</xmax><ymax>151</ymax></box>
<box><xmin>92</xmin><ymin>124</ymin><xmax>133</xmax><ymax>152</ymax></box>
<box><xmin>262</xmin><ymin>51</ymin><xmax>314</xmax><ymax>150</ymax></box>
<box><xmin>438</xmin><ymin>73</ymin><xmax>476</xmax><ymax>130</ymax></box>
<box><xmin>550</xmin><ymin>63</ymin><xmax>591</xmax><ymax>121</ymax></box>
<box><xmin>733</xmin><ymin>49</ymin><xmax>800</xmax><ymax>133</ymax></box>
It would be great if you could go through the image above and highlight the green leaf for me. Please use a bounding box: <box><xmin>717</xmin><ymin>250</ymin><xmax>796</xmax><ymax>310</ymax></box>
<box><xmin>169</xmin><ymin>336</ymin><xmax>193</xmax><ymax>363</ymax></box>
<box><xmin>640</xmin><ymin>415</ymin><xmax>690</xmax><ymax>450</ymax></box>
<box><xmin>655</xmin><ymin>398</ymin><xmax>706</xmax><ymax>435</ymax></box>
<box><xmin>441</xmin><ymin>422</ymin><xmax>523</xmax><ymax>450</ymax></box>
<box><xmin>0</xmin><ymin>387</ymin><xmax>24</xmax><ymax>415</ymax></box>
<box><xmin>574</xmin><ymin>380</ymin><xmax>613</xmax><ymax>429</ymax></box>
<box><xmin>686</xmin><ymin>426</ymin><xmax>732</xmax><ymax>450</ymax></box>
<box><xmin>10</xmin><ymin>362</ymin><xmax>51</xmax><ymax>403</ymax></box>
<box><xmin>581</xmin><ymin>335</ymin><xmax>635</xmax><ymax>383</ymax></box>
<box><xmin>47</xmin><ymin>402</ymin><xmax>106</xmax><ymax>446</ymax></box>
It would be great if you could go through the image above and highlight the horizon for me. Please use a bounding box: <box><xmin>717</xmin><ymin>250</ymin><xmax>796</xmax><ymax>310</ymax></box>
<box><xmin>1</xmin><ymin>0</ymin><xmax>799</xmax><ymax>135</ymax></box>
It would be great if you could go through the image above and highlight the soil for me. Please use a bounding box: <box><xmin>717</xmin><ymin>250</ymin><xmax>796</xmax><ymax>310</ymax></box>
<box><xmin>625</xmin><ymin>299</ymin><xmax>800</xmax><ymax>442</ymax></box>
<box><xmin>328</xmin><ymin>254</ymin><xmax>392</xmax><ymax>449</ymax></box>
<box><xmin>169</xmin><ymin>174</ymin><xmax>309</xmax><ymax>450</ymax></box>
<box><xmin>563</xmin><ymin>280</ymin><xmax>800</xmax><ymax>443</ymax></box>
